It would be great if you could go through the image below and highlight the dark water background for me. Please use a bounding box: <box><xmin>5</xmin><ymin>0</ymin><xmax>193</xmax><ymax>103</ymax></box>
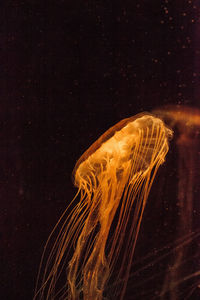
<box><xmin>1</xmin><ymin>1</ymin><xmax>200</xmax><ymax>299</ymax></box>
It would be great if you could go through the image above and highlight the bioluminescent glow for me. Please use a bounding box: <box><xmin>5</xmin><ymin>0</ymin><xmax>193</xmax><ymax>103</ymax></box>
<box><xmin>34</xmin><ymin>106</ymin><xmax>200</xmax><ymax>300</ymax></box>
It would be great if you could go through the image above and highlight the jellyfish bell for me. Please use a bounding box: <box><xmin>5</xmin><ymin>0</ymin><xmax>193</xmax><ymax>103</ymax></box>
<box><xmin>153</xmin><ymin>105</ymin><xmax>200</xmax><ymax>135</ymax></box>
<box><xmin>34</xmin><ymin>113</ymin><xmax>172</xmax><ymax>300</ymax></box>
<box><xmin>73</xmin><ymin>113</ymin><xmax>172</xmax><ymax>185</ymax></box>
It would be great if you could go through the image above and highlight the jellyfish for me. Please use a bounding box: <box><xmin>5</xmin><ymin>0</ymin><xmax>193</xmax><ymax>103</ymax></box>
<box><xmin>34</xmin><ymin>113</ymin><xmax>172</xmax><ymax>300</ymax></box>
<box><xmin>105</xmin><ymin>105</ymin><xmax>200</xmax><ymax>300</ymax></box>
<box><xmin>152</xmin><ymin>105</ymin><xmax>200</xmax><ymax>299</ymax></box>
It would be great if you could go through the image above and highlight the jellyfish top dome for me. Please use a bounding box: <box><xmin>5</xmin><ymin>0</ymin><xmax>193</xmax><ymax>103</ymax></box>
<box><xmin>73</xmin><ymin>113</ymin><xmax>173</xmax><ymax>191</ymax></box>
<box><xmin>153</xmin><ymin>105</ymin><xmax>200</xmax><ymax>131</ymax></box>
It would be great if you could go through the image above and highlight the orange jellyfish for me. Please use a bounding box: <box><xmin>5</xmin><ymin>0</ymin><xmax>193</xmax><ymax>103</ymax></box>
<box><xmin>118</xmin><ymin>105</ymin><xmax>200</xmax><ymax>299</ymax></box>
<box><xmin>34</xmin><ymin>113</ymin><xmax>172</xmax><ymax>300</ymax></box>
<box><xmin>103</xmin><ymin>106</ymin><xmax>200</xmax><ymax>300</ymax></box>
<box><xmin>152</xmin><ymin>105</ymin><xmax>200</xmax><ymax>299</ymax></box>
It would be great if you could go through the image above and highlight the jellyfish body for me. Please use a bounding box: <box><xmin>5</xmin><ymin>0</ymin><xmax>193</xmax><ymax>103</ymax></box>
<box><xmin>34</xmin><ymin>113</ymin><xmax>172</xmax><ymax>300</ymax></box>
<box><xmin>152</xmin><ymin>105</ymin><xmax>200</xmax><ymax>299</ymax></box>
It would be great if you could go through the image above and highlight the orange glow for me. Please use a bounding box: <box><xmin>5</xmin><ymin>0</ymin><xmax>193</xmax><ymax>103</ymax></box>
<box><xmin>152</xmin><ymin>105</ymin><xmax>200</xmax><ymax>299</ymax></box>
<box><xmin>153</xmin><ymin>105</ymin><xmax>200</xmax><ymax>131</ymax></box>
<box><xmin>34</xmin><ymin>113</ymin><xmax>172</xmax><ymax>300</ymax></box>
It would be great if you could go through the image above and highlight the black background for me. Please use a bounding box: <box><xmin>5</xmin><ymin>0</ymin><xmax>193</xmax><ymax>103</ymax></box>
<box><xmin>2</xmin><ymin>1</ymin><xmax>200</xmax><ymax>299</ymax></box>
